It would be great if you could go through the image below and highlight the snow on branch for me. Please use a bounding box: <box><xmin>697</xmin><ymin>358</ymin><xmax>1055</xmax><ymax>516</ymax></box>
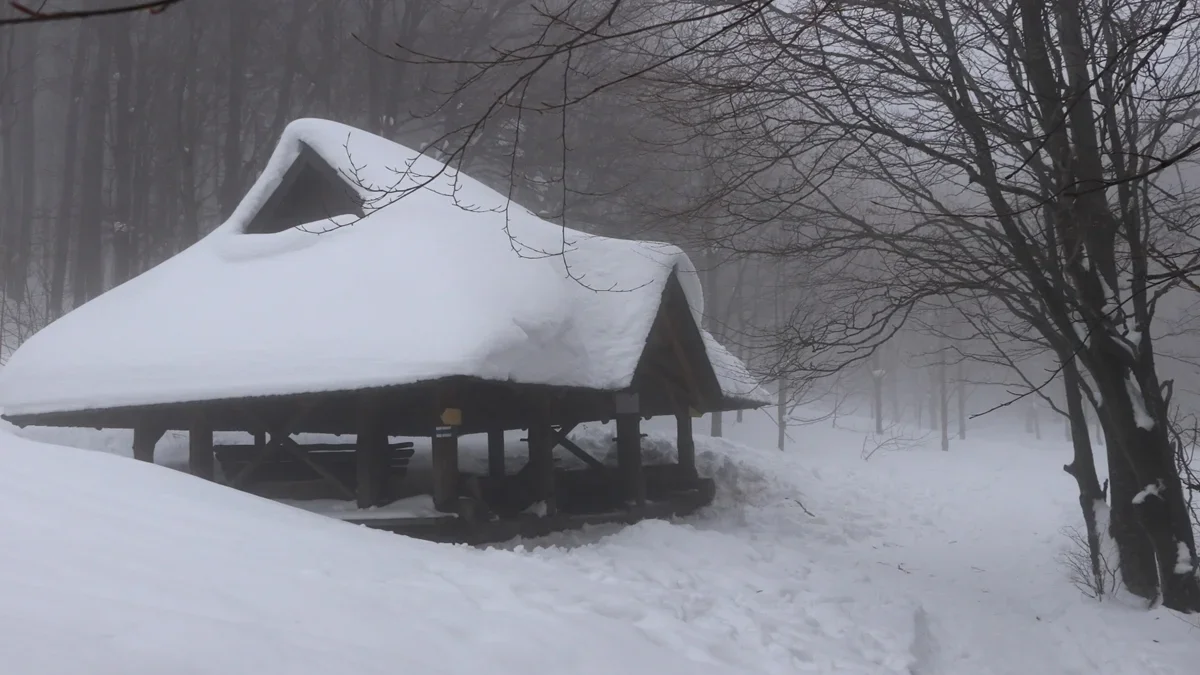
<box><xmin>1132</xmin><ymin>480</ymin><xmax>1165</xmax><ymax>505</ymax></box>
<box><xmin>1124</xmin><ymin>375</ymin><xmax>1156</xmax><ymax>431</ymax></box>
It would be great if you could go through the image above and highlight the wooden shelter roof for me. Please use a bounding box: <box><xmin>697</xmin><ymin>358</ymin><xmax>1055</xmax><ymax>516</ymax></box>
<box><xmin>0</xmin><ymin>119</ymin><xmax>767</xmax><ymax>433</ymax></box>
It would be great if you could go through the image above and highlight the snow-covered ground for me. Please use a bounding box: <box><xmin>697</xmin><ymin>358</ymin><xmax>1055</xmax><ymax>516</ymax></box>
<box><xmin>5</xmin><ymin>411</ymin><xmax>1199</xmax><ymax>674</ymax></box>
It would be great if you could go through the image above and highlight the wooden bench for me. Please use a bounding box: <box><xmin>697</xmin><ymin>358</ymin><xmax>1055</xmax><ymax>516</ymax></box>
<box><xmin>214</xmin><ymin>441</ymin><xmax>416</xmax><ymax>486</ymax></box>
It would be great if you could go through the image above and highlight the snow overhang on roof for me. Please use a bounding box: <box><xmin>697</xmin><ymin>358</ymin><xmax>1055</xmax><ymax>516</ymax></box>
<box><xmin>0</xmin><ymin>119</ymin><xmax>769</xmax><ymax>420</ymax></box>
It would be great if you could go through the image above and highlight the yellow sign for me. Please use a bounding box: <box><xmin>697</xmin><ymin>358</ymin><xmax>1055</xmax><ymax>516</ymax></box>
<box><xmin>440</xmin><ymin>408</ymin><xmax>462</xmax><ymax>426</ymax></box>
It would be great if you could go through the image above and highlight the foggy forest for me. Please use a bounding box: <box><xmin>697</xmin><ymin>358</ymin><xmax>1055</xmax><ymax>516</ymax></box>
<box><xmin>2</xmin><ymin>0</ymin><xmax>1200</xmax><ymax>671</ymax></box>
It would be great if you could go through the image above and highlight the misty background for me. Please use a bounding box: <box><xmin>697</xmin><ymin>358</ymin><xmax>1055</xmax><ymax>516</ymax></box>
<box><xmin>1</xmin><ymin>0</ymin><xmax>1199</xmax><ymax>448</ymax></box>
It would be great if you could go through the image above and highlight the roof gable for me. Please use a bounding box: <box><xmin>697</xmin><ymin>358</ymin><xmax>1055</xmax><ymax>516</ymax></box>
<box><xmin>244</xmin><ymin>142</ymin><xmax>365</xmax><ymax>234</ymax></box>
<box><xmin>633</xmin><ymin>272</ymin><xmax>723</xmax><ymax>410</ymax></box>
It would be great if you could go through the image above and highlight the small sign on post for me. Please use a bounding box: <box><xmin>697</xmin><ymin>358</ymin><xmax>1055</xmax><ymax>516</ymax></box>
<box><xmin>614</xmin><ymin>392</ymin><xmax>640</xmax><ymax>415</ymax></box>
<box><xmin>434</xmin><ymin>425</ymin><xmax>455</xmax><ymax>439</ymax></box>
<box><xmin>440</xmin><ymin>407</ymin><xmax>462</xmax><ymax>426</ymax></box>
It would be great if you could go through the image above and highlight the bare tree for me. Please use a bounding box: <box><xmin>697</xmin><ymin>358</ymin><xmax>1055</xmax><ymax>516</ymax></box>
<box><xmin>404</xmin><ymin>0</ymin><xmax>1200</xmax><ymax>610</ymax></box>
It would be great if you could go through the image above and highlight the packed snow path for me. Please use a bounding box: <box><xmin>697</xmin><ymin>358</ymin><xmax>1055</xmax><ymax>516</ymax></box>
<box><xmin>7</xmin><ymin>414</ymin><xmax>1200</xmax><ymax>674</ymax></box>
<box><xmin>509</xmin><ymin>417</ymin><xmax>1200</xmax><ymax>674</ymax></box>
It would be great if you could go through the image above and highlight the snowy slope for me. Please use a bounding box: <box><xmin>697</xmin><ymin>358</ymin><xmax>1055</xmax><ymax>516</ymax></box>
<box><xmin>0</xmin><ymin>119</ymin><xmax>764</xmax><ymax>418</ymax></box>
<box><xmin>0</xmin><ymin>428</ymin><xmax>735</xmax><ymax>675</ymax></box>
<box><xmin>6</xmin><ymin>414</ymin><xmax>1200</xmax><ymax>674</ymax></box>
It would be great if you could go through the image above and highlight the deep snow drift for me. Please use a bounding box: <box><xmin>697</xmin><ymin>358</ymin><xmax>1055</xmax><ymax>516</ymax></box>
<box><xmin>6</xmin><ymin>412</ymin><xmax>1200</xmax><ymax>674</ymax></box>
<box><xmin>0</xmin><ymin>428</ymin><xmax>730</xmax><ymax>675</ymax></box>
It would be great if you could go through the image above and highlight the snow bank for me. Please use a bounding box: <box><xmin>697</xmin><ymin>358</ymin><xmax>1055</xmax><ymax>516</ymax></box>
<box><xmin>0</xmin><ymin>119</ymin><xmax>765</xmax><ymax>417</ymax></box>
<box><xmin>0</xmin><ymin>427</ymin><xmax>734</xmax><ymax>675</ymax></box>
<box><xmin>6</xmin><ymin>412</ymin><xmax>1200</xmax><ymax>674</ymax></box>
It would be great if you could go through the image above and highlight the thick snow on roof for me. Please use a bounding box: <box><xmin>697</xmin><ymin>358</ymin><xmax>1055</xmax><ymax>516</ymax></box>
<box><xmin>0</xmin><ymin>119</ymin><xmax>765</xmax><ymax>416</ymax></box>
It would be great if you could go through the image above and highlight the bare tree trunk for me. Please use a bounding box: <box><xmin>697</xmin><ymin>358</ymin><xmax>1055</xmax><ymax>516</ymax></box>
<box><xmin>777</xmin><ymin>379</ymin><xmax>786</xmax><ymax>452</ymax></box>
<box><xmin>1094</xmin><ymin>352</ymin><xmax>1200</xmax><ymax>610</ymax></box>
<box><xmin>710</xmin><ymin>400</ymin><xmax>724</xmax><ymax>437</ymax></box>
<box><xmin>14</xmin><ymin>28</ymin><xmax>37</xmax><ymax>302</ymax></box>
<box><xmin>939</xmin><ymin>345</ymin><xmax>949</xmax><ymax>451</ymax></box>
<box><xmin>317</xmin><ymin>2</ymin><xmax>337</xmax><ymax>116</ymax></box>
<box><xmin>109</xmin><ymin>19</ymin><xmax>135</xmax><ymax>286</ymax></box>
<box><xmin>219</xmin><ymin>0</ymin><xmax>246</xmax><ymax>219</ymax></box>
<box><xmin>871</xmin><ymin>351</ymin><xmax>884</xmax><ymax>434</ymax></box>
<box><xmin>1062</xmin><ymin>358</ymin><xmax>1111</xmax><ymax>598</ymax></box>
<box><xmin>75</xmin><ymin>28</ymin><xmax>111</xmax><ymax>305</ymax></box>
<box><xmin>957</xmin><ymin>360</ymin><xmax>967</xmax><ymax>440</ymax></box>
<box><xmin>916</xmin><ymin>387</ymin><xmax>923</xmax><ymax>429</ymax></box>
<box><xmin>265</xmin><ymin>3</ymin><xmax>305</xmax><ymax>141</ymax></box>
<box><xmin>889</xmin><ymin>342</ymin><xmax>901</xmax><ymax>422</ymax></box>
<box><xmin>928</xmin><ymin>367</ymin><xmax>939</xmax><ymax>431</ymax></box>
<box><xmin>49</xmin><ymin>29</ymin><xmax>90</xmax><ymax>318</ymax></box>
<box><xmin>2</xmin><ymin>27</ymin><xmax>38</xmax><ymax>301</ymax></box>
<box><xmin>1027</xmin><ymin>0</ymin><xmax>1199</xmax><ymax>609</ymax></box>
<box><xmin>704</xmin><ymin>247</ymin><xmax>723</xmax><ymax>438</ymax></box>
<box><xmin>366</xmin><ymin>0</ymin><xmax>387</xmax><ymax>133</ymax></box>
<box><xmin>175</xmin><ymin>24</ymin><xmax>200</xmax><ymax>248</ymax></box>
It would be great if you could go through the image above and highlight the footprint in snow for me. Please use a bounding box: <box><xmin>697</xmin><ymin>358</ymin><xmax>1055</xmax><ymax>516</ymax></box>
<box><xmin>908</xmin><ymin>606</ymin><xmax>940</xmax><ymax>675</ymax></box>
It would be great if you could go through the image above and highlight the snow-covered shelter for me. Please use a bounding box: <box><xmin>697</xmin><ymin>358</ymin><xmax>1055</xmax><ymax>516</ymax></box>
<box><xmin>0</xmin><ymin>119</ymin><xmax>766</xmax><ymax>539</ymax></box>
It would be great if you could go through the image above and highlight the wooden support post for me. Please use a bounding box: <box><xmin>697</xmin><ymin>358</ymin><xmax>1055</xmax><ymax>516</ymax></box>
<box><xmin>253</xmin><ymin>430</ymin><xmax>266</xmax><ymax>448</ymax></box>
<box><xmin>527</xmin><ymin>418</ymin><xmax>557</xmax><ymax>517</ymax></box>
<box><xmin>676</xmin><ymin>411</ymin><xmax>697</xmax><ymax>480</ymax></box>
<box><xmin>188</xmin><ymin>416</ymin><xmax>214</xmax><ymax>480</ymax></box>
<box><xmin>357</xmin><ymin>399</ymin><xmax>388</xmax><ymax>509</ymax></box>
<box><xmin>132</xmin><ymin>424</ymin><xmax>164</xmax><ymax>463</ymax></box>
<box><xmin>488</xmin><ymin>429</ymin><xmax>506</xmax><ymax>478</ymax></box>
<box><xmin>431</xmin><ymin>427</ymin><xmax>459</xmax><ymax>512</ymax></box>
<box><xmin>431</xmin><ymin>398</ymin><xmax>462</xmax><ymax>513</ymax></box>
<box><xmin>615</xmin><ymin>392</ymin><xmax>646</xmax><ymax>509</ymax></box>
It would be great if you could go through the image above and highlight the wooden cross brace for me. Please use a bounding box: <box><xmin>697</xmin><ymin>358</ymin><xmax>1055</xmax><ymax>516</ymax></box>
<box><xmin>551</xmin><ymin>423</ymin><xmax>606</xmax><ymax>472</ymax></box>
<box><xmin>227</xmin><ymin>403</ymin><xmax>355</xmax><ymax>501</ymax></box>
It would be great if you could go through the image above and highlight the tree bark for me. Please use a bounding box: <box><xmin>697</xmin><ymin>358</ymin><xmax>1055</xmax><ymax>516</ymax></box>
<box><xmin>928</xmin><ymin>367</ymin><xmax>939</xmax><ymax>431</ymax></box>
<box><xmin>939</xmin><ymin>345</ymin><xmax>949</xmax><ymax>452</ymax></box>
<box><xmin>957</xmin><ymin>360</ymin><xmax>966</xmax><ymax>440</ymax></box>
<box><xmin>704</xmin><ymin>247</ymin><xmax>723</xmax><ymax>438</ymax></box>
<box><xmin>777</xmin><ymin>379</ymin><xmax>786</xmax><ymax>452</ymax></box>
<box><xmin>871</xmin><ymin>351</ymin><xmax>884</xmax><ymax>434</ymax></box>
<box><xmin>1090</xmin><ymin>341</ymin><xmax>1200</xmax><ymax>610</ymax></box>
<box><xmin>176</xmin><ymin>29</ymin><xmax>200</xmax><ymax>247</ymax></box>
<box><xmin>889</xmin><ymin>342</ymin><xmax>901</xmax><ymax>422</ymax></box>
<box><xmin>1062</xmin><ymin>358</ymin><xmax>1111</xmax><ymax>598</ymax></box>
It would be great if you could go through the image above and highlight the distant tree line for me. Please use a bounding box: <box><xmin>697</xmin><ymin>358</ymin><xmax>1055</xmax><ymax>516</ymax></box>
<box><xmin>0</xmin><ymin>0</ymin><xmax>708</xmax><ymax>342</ymax></box>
